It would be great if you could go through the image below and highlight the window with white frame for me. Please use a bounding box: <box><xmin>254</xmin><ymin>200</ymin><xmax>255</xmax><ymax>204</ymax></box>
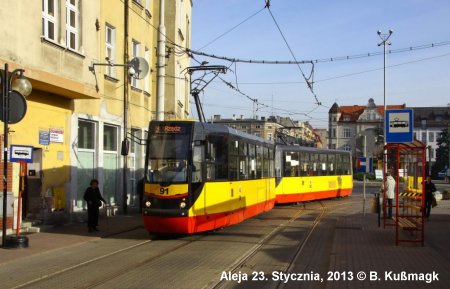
<box><xmin>78</xmin><ymin>120</ymin><xmax>96</xmax><ymax>149</ymax></box>
<box><xmin>144</xmin><ymin>47</ymin><xmax>150</xmax><ymax>93</ymax></box>
<box><xmin>42</xmin><ymin>0</ymin><xmax>58</xmax><ymax>42</ymax></box>
<box><xmin>103</xmin><ymin>125</ymin><xmax>118</xmax><ymax>151</ymax></box>
<box><xmin>429</xmin><ymin>131</ymin><xmax>434</xmax><ymax>142</ymax></box>
<box><xmin>131</xmin><ymin>40</ymin><xmax>141</xmax><ymax>88</ymax></box>
<box><xmin>105</xmin><ymin>24</ymin><xmax>116</xmax><ymax>77</ymax></box>
<box><xmin>66</xmin><ymin>0</ymin><xmax>79</xmax><ymax>50</ymax></box>
<box><xmin>342</xmin><ymin>144</ymin><xmax>351</xmax><ymax>151</ymax></box>
<box><xmin>343</xmin><ymin>128</ymin><xmax>351</xmax><ymax>138</ymax></box>
<box><xmin>429</xmin><ymin>148</ymin><xmax>434</xmax><ymax>159</ymax></box>
<box><xmin>267</xmin><ymin>133</ymin><xmax>273</xmax><ymax>141</ymax></box>
<box><xmin>422</xmin><ymin>132</ymin><xmax>427</xmax><ymax>143</ymax></box>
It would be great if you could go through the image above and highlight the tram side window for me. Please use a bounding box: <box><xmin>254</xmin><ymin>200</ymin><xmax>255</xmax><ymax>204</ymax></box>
<box><xmin>263</xmin><ymin>147</ymin><xmax>270</xmax><ymax>177</ymax></box>
<box><xmin>239</xmin><ymin>141</ymin><xmax>249</xmax><ymax>180</ymax></box>
<box><xmin>256</xmin><ymin>145</ymin><xmax>263</xmax><ymax>178</ymax></box>
<box><xmin>284</xmin><ymin>151</ymin><xmax>299</xmax><ymax>177</ymax></box>
<box><xmin>328</xmin><ymin>154</ymin><xmax>336</xmax><ymax>175</ymax></box>
<box><xmin>268</xmin><ymin>148</ymin><xmax>274</xmax><ymax>177</ymax></box>
<box><xmin>318</xmin><ymin>154</ymin><xmax>327</xmax><ymax>176</ymax></box>
<box><xmin>206</xmin><ymin>135</ymin><xmax>228</xmax><ymax>180</ymax></box>
<box><xmin>229</xmin><ymin>140</ymin><xmax>239</xmax><ymax>181</ymax></box>
<box><xmin>300</xmin><ymin>152</ymin><xmax>309</xmax><ymax>176</ymax></box>
<box><xmin>311</xmin><ymin>153</ymin><xmax>319</xmax><ymax>176</ymax></box>
<box><xmin>335</xmin><ymin>154</ymin><xmax>343</xmax><ymax>175</ymax></box>
<box><xmin>192</xmin><ymin>145</ymin><xmax>203</xmax><ymax>183</ymax></box>
<box><xmin>343</xmin><ymin>154</ymin><xmax>351</xmax><ymax>175</ymax></box>
<box><xmin>249</xmin><ymin>144</ymin><xmax>256</xmax><ymax>179</ymax></box>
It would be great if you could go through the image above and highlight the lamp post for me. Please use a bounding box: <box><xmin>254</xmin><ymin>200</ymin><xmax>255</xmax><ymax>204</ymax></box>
<box><xmin>377</xmin><ymin>30</ymin><xmax>393</xmax><ymax>146</ymax></box>
<box><xmin>377</xmin><ymin>30</ymin><xmax>393</xmax><ymax>176</ymax></box>
<box><xmin>1</xmin><ymin>63</ymin><xmax>32</xmax><ymax>248</ymax></box>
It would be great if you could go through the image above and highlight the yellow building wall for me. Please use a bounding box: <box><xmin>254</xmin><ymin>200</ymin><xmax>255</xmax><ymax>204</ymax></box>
<box><xmin>9</xmin><ymin>91</ymin><xmax>72</xmax><ymax>193</ymax></box>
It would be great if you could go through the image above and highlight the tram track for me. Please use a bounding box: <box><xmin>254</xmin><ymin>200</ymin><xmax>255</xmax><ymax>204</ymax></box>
<box><xmin>12</xmin><ymin>229</ymin><xmax>211</xmax><ymax>289</ymax></box>
<box><xmin>204</xmin><ymin>202</ymin><xmax>320</xmax><ymax>289</ymax></box>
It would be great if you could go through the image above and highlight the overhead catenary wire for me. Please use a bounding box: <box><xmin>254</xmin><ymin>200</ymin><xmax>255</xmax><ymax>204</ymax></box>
<box><xmin>197</xmin><ymin>6</ymin><xmax>266</xmax><ymax>50</ymax></box>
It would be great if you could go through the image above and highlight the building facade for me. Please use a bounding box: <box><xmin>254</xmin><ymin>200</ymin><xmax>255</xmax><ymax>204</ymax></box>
<box><xmin>412</xmin><ymin>106</ymin><xmax>450</xmax><ymax>165</ymax></box>
<box><xmin>328</xmin><ymin>98</ymin><xmax>405</xmax><ymax>159</ymax></box>
<box><xmin>1</xmin><ymin>0</ymin><xmax>192</xmax><ymax>231</ymax></box>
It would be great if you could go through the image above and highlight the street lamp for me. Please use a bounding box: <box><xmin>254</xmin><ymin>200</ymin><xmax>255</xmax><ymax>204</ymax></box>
<box><xmin>1</xmin><ymin>63</ymin><xmax>32</xmax><ymax>248</ymax></box>
<box><xmin>377</xmin><ymin>30</ymin><xmax>393</xmax><ymax>146</ymax></box>
<box><xmin>377</xmin><ymin>30</ymin><xmax>393</xmax><ymax>176</ymax></box>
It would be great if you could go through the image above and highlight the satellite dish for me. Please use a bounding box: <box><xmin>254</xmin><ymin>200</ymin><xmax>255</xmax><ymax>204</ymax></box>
<box><xmin>128</xmin><ymin>57</ymin><xmax>149</xmax><ymax>79</ymax></box>
<box><xmin>0</xmin><ymin>91</ymin><xmax>27</xmax><ymax>124</ymax></box>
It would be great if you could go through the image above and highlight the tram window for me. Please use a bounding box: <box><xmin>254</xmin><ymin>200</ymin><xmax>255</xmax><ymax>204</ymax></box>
<box><xmin>328</xmin><ymin>154</ymin><xmax>336</xmax><ymax>175</ymax></box>
<box><xmin>230</xmin><ymin>140</ymin><xmax>239</xmax><ymax>155</ymax></box>
<box><xmin>229</xmin><ymin>155</ymin><xmax>239</xmax><ymax>180</ymax></box>
<box><xmin>311</xmin><ymin>153</ymin><xmax>319</xmax><ymax>176</ymax></box>
<box><xmin>300</xmin><ymin>152</ymin><xmax>309</xmax><ymax>176</ymax></box>
<box><xmin>206</xmin><ymin>135</ymin><xmax>228</xmax><ymax>180</ymax></box>
<box><xmin>192</xmin><ymin>145</ymin><xmax>203</xmax><ymax>183</ymax></box>
<box><xmin>291</xmin><ymin>152</ymin><xmax>300</xmax><ymax>177</ymax></box>
<box><xmin>268</xmin><ymin>148</ymin><xmax>274</xmax><ymax>177</ymax></box>
<box><xmin>256</xmin><ymin>145</ymin><xmax>263</xmax><ymax>178</ymax></box>
<box><xmin>238</xmin><ymin>142</ymin><xmax>249</xmax><ymax>179</ymax></box>
<box><xmin>263</xmin><ymin>147</ymin><xmax>270</xmax><ymax>177</ymax></box>
<box><xmin>318</xmin><ymin>154</ymin><xmax>327</xmax><ymax>176</ymax></box>
<box><xmin>249</xmin><ymin>144</ymin><xmax>256</xmax><ymax>179</ymax></box>
<box><xmin>335</xmin><ymin>154</ymin><xmax>341</xmax><ymax>175</ymax></box>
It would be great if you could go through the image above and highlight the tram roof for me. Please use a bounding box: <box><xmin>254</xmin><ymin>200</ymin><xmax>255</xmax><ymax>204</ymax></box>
<box><xmin>276</xmin><ymin>144</ymin><xmax>351</xmax><ymax>155</ymax></box>
<box><xmin>195</xmin><ymin>122</ymin><xmax>274</xmax><ymax>146</ymax></box>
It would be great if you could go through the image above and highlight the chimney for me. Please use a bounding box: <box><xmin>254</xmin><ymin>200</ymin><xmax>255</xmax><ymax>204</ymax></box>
<box><xmin>232</xmin><ymin>114</ymin><xmax>236</xmax><ymax>120</ymax></box>
<box><xmin>240</xmin><ymin>115</ymin><xmax>244</xmax><ymax>120</ymax></box>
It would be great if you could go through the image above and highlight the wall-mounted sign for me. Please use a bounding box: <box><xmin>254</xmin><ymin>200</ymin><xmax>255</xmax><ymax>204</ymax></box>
<box><xmin>39</xmin><ymin>130</ymin><xmax>50</xmax><ymax>145</ymax></box>
<box><xmin>50</xmin><ymin>128</ymin><xmax>64</xmax><ymax>143</ymax></box>
<box><xmin>10</xmin><ymin>145</ymin><xmax>33</xmax><ymax>163</ymax></box>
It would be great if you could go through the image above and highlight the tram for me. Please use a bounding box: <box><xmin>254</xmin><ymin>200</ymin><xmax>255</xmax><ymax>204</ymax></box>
<box><xmin>142</xmin><ymin>120</ymin><xmax>352</xmax><ymax>234</ymax></box>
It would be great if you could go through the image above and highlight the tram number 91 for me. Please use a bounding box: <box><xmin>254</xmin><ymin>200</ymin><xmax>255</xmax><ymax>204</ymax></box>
<box><xmin>160</xmin><ymin>188</ymin><xmax>169</xmax><ymax>195</ymax></box>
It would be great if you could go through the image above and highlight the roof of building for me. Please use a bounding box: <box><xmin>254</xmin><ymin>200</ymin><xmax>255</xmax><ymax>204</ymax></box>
<box><xmin>338</xmin><ymin>104</ymin><xmax>406</xmax><ymax>122</ymax></box>
<box><xmin>329</xmin><ymin>102</ymin><xmax>340</xmax><ymax>113</ymax></box>
<box><xmin>411</xmin><ymin>106</ymin><xmax>450</xmax><ymax>127</ymax></box>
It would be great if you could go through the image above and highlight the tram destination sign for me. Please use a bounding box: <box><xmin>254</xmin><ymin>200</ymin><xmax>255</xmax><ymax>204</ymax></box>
<box><xmin>385</xmin><ymin>109</ymin><xmax>414</xmax><ymax>143</ymax></box>
<box><xmin>153</xmin><ymin>124</ymin><xmax>188</xmax><ymax>134</ymax></box>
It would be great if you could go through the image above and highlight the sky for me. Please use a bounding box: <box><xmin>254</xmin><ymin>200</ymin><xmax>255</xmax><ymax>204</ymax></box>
<box><xmin>189</xmin><ymin>0</ymin><xmax>450</xmax><ymax>128</ymax></box>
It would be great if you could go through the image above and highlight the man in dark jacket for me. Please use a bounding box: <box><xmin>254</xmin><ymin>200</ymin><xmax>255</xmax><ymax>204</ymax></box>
<box><xmin>424</xmin><ymin>175</ymin><xmax>436</xmax><ymax>220</ymax></box>
<box><xmin>84</xmin><ymin>179</ymin><xmax>106</xmax><ymax>232</ymax></box>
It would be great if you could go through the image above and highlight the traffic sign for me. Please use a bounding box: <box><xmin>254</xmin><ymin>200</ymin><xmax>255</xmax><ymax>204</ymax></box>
<box><xmin>385</xmin><ymin>109</ymin><xmax>413</xmax><ymax>143</ymax></box>
<box><xmin>357</xmin><ymin>157</ymin><xmax>373</xmax><ymax>173</ymax></box>
<box><xmin>10</xmin><ymin>145</ymin><xmax>33</xmax><ymax>163</ymax></box>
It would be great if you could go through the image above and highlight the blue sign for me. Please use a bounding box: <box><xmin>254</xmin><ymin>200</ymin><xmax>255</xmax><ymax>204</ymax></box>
<box><xmin>357</xmin><ymin>157</ymin><xmax>373</xmax><ymax>173</ymax></box>
<box><xmin>39</xmin><ymin>130</ymin><xmax>50</xmax><ymax>145</ymax></box>
<box><xmin>385</xmin><ymin>109</ymin><xmax>414</xmax><ymax>143</ymax></box>
<box><xmin>10</xmin><ymin>145</ymin><xmax>33</xmax><ymax>163</ymax></box>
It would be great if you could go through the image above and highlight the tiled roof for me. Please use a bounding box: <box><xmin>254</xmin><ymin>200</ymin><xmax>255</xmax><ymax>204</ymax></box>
<box><xmin>338</xmin><ymin>104</ymin><xmax>406</xmax><ymax>122</ymax></box>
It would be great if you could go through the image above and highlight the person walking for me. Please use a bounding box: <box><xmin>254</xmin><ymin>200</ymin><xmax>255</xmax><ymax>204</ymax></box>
<box><xmin>381</xmin><ymin>172</ymin><xmax>396</xmax><ymax>219</ymax></box>
<box><xmin>84</xmin><ymin>179</ymin><xmax>106</xmax><ymax>232</ymax></box>
<box><xmin>424</xmin><ymin>175</ymin><xmax>437</xmax><ymax>220</ymax></box>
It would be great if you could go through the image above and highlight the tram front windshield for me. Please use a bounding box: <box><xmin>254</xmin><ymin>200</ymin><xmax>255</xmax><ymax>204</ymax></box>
<box><xmin>148</xmin><ymin>133</ymin><xmax>190</xmax><ymax>183</ymax></box>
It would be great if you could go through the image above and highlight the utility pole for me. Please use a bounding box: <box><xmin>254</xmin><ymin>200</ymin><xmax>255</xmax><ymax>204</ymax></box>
<box><xmin>122</xmin><ymin>0</ymin><xmax>130</xmax><ymax>214</ymax></box>
<box><xmin>378</xmin><ymin>30</ymin><xmax>393</xmax><ymax>175</ymax></box>
<box><xmin>156</xmin><ymin>0</ymin><xmax>166</xmax><ymax>121</ymax></box>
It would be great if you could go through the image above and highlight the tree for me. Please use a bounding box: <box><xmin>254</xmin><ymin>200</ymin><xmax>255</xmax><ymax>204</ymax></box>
<box><xmin>432</xmin><ymin>128</ymin><xmax>449</xmax><ymax>177</ymax></box>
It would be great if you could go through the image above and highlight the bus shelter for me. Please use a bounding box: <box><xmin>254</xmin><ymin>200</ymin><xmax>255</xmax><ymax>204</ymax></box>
<box><xmin>382</xmin><ymin>140</ymin><xmax>426</xmax><ymax>246</ymax></box>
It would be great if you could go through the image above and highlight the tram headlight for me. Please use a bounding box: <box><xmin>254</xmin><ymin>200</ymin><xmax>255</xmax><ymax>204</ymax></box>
<box><xmin>145</xmin><ymin>201</ymin><xmax>152</xmax><ymax>207</ymax></box>
<box><xmin>180</xmin><ymin>202</ymin><xmax>186</xmax><ymax>209</ymax></box>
